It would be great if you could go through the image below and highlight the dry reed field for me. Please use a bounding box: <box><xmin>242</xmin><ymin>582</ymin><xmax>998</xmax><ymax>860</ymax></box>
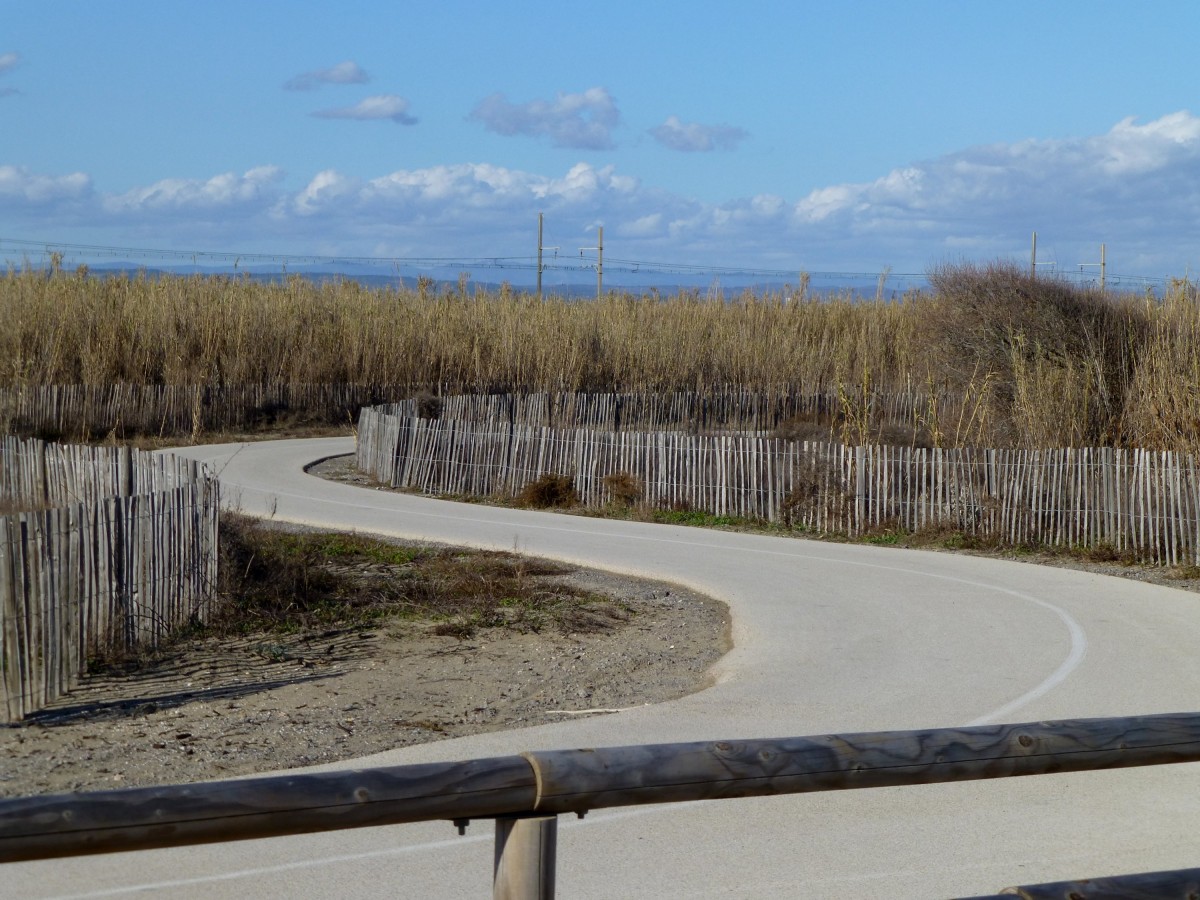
<box><xmin>2</xmin><ymin>261</ymin><xmax>1198</xmax><ymax>451</ymax></box>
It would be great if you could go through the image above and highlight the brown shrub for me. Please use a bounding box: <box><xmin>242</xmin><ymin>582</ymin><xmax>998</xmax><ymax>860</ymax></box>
<box><xmin>921</xmin><ymin>260</ymin><xmax>1148</xmax><ymax>447</ymax></box>
<box><xmin>603</xmin><ymin>471</ymin><xmax>643</xmax><ymax>506</ymax></box>
<box><xmin>414</xmin><ymin>392</ymin><xmax>443</xmax><ymax>419</ymax></box>
<box><xmin>780</xmin><ymin>452</ymin><xmax>847</xmax><ymax>528</ymax></box>
<box><xmin>519</xmin><ymin>473</ymin><xmax>578</xmax><ymax>508</ymax></box>
<box><xmin>772</xmin><ymin>411</ymin><xmax>836</xmax><ymax>442</ymax></box>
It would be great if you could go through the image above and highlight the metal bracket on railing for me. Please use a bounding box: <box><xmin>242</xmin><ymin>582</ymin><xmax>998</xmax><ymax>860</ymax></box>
<box><xmin>452</xmin><ymin>818</ymin><xmax>470</xmax><ymax>835</ymax></box>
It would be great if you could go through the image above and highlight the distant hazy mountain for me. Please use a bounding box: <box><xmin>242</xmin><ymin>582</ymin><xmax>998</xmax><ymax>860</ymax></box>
<box><xmin>50</xmin><ymin>261</ymin><xmax>926</xmax><ymax>300</ymax></box>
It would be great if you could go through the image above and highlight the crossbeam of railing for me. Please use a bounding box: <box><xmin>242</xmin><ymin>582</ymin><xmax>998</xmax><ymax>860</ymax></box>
<box><xmin>3</xmin><ymin>712</ymin><xmax>1200</xmax><ymax>897</ymax></box>
<box><xmin>959</xmin><ymin>865</ymin><xmax>1200</xmax><ymax>899</ymax></box>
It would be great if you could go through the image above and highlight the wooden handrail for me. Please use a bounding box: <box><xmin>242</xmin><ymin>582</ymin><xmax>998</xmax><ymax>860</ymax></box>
<box><xmin>520</xmin><ymin>712</ymin><xmax>1200</xmax><ymax>814</ymax></box>
<box><xmin>4</xmin><ymin>712</ymin><xmax>1200</xmax><ymax>866</ymax></box>
<box><xmin>0</xmin><ymin>755</ymin><xmax>537</xmax><ymax>862</ymax></box>
<box><xmin>959</xmin><ymin>865</ymin><xmax>1200</xmax><ymax>899</ymax></box>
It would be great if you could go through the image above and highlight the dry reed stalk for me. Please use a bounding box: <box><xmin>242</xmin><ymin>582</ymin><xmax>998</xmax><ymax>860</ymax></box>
<box><xmin>1</xmin><ymin>264</ymin><xmax>1192</xmax><ymax>451</ymax></box>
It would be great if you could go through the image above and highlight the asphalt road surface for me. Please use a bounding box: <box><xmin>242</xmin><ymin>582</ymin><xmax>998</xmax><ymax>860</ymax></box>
<box><xmin>9</xmin><ymin>438</ymin><xmax>1200</xmax><ymax>898</ymax></box>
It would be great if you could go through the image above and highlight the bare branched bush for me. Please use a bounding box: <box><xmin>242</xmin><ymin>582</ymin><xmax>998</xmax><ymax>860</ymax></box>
<box><xmin>921</xmin><ymin>261</ymin><xmax>1148</xmax><ymax>447</ymax></box>
<box><xmin>781</xmin><ymin>452</ymin><xmax>848</xmax><ymax>528</ymax></box>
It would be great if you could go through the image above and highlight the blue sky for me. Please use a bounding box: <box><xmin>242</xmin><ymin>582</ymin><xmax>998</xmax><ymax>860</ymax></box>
<box><xmin>2</xmin><ymin>1</ymin><xmax>1199</xmax><ymax>281</ymax></box>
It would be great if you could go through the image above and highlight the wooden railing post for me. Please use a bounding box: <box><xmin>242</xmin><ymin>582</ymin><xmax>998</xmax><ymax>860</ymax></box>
<box><xmin>493</xmin><ymin>813</ymin><xmax>557</xmax><ymax>900</ymax></box>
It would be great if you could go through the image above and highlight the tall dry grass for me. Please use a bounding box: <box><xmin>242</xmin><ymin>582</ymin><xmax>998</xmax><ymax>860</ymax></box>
<box><xmin>1121</xmin><ymin>278</ymin><xmax>1200</xmax><ymax>451</ymax></box>
<box><xmin>2</xmin><ymin>263</ymin><xmax>1197</xmax><ymax>451</ymax></box>
<box><xmin>0</xmin><ymin>269</ymin><xmax>916</xmax><ymax>394</ymax></box>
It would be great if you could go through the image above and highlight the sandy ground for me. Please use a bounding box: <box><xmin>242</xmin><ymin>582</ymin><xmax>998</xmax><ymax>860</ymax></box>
<box><xmin>0</xmin><ymin>453</ymin><xmax>730</xmax><ymax>797</ymax></box>
<box><xmin>1</xmin><ymin>565</ymin><xmax>728</xmax><ymax>798</ymax></box>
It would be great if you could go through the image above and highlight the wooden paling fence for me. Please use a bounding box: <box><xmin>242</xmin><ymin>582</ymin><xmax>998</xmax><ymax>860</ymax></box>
<box><xmin>1</xmin><ymin>712</ymin><xmax>1198</xmax><ymax>898</ymax></box>
<box><xmin>0</xmin><ymin>438</ymin><xmax>219</xmax><ymax>722</ymax></box>
<box><xmin>359</xmin><ymin>404</ymin><xmax>1200</xmax><ymax>565</ymax></box>
<box><xmin>1</xmin><ymin>383</ymin><xmax>935</xmax><ymax>440</ymax></box>
<box><xmin>381</xmin><ymin>387</ymin><xmax>932</xmax><ymax>434</ymax></box>
<box><xmin>0</xmin><ymin>382</ymin><xmax>421</xmax><ymax>438</ymax></box>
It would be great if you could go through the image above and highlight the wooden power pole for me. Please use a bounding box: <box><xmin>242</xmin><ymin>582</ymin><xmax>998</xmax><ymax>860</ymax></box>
<box><xmin>579</xmin><ymin>227</ymin><xmax>603</xmax><ymax>299</ymax></box>
<box><xmin>536</xmin><ymin>214</ymin><xmax>559</xmax><ymax>300</ymax></box>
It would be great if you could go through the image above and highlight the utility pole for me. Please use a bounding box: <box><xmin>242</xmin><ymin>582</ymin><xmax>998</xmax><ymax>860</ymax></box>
<box><xmin>1030</xmin><ymin>231</ymin><xmax>1055</xmax><ymax>278</ymax></box>
<box><xmin>1078</xmin><ymin>242</ymin><xmax>1107</xmax><ymax>293</ymax></box>
<box><xmin>579</xmin><ymin>226</ymin><xmax>603</xmax><ymax>299</ymax></box>
<box><xmin>536</xmin><ymin>213</ymin><xmax>559</xmax><ymax>300</ymax></box>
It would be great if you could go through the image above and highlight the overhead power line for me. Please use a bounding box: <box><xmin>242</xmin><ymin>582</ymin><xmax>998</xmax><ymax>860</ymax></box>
<box><xmin>0</xmin><ymin>235</ymin><xmax>1170</xmax><ymax>289</ymax></box>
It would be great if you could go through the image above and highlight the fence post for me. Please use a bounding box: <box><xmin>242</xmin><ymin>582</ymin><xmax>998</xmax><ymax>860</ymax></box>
<box><xmin>493</xmin><ymin>814</ymin><xmax>557</xmax><ymax>900</ymax></box>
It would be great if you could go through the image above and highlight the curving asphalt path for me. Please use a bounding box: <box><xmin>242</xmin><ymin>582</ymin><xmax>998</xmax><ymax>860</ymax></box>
<box><xmin>10</xmin><ymin>437</ymin><xmax>1200</xmax><ymax>898</ymax></box>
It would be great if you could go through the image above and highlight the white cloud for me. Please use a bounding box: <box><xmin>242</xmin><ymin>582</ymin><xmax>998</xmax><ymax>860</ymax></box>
<box><xmin>0</xmin><ymin>165</ymin><xmax>91</xmax><ymax>203</ymax></box>
<box><xmin>283</xmin><ymin>60</ymin><xmax>369</xmax><ymax>91</ymax></box>
<box><xmin>103</xmin><ymin>166</ymin><xmax>283</xmax><ymax>215</ymax></box>
<box><xmin>293</xmin><ymin>169</ymin><xmax>361</xmax><ymax>215</ymax></box>
<box><xmin>621</xmin><ymin>213</ymin><xmax>663</xmax><ymax>237</ymax></box>
<box><xmin>0</xmin><ymin>51</ymin><xmax>20</xmax><ymax>96</ymax></box>
<box><xmin>289</xmin><ymin>162</ymin><xmax>640</xmax><ymax>223</ymax></box>
<box><xmin>469</xmin><ymin>87</ymin><xmax>620</xmax><ymax>150</ymax></box>
<box><xmin>530</xmin><ymin>111</ymin><xmax>1200</xmax><ymax>269</ymax></box>
<box><xmin>649</xmin><ymin>115</ymin><xmax>748</xmax><ymax>152</ymax></box>
<box><xmin>1092</xmin><ymin>111</ymin><xmax>1200</xmax><ymax>175</ymax></box>
<box><xmin>311</xmin><ymin>94</ymin><xmax>417</xmax><ymax>124</ymax></box>
<box><xmin>541</xmin><ymin>162</ymin><xmax>636</xmax><ymax>202</ymax></box>
<box><xmin>7</xmin><ymin>112</ymin><xmax>1200</xmax><ymax>273</ymax></box>
<box><xmin>368</xmin><ymin>164</ymin><xmax>529</xmax><ymax>205</ymax></box>
<box><xmin>786</xmin><ymin>111</ymin><xmax>1200</xmax><ymax>267</ymax></box>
